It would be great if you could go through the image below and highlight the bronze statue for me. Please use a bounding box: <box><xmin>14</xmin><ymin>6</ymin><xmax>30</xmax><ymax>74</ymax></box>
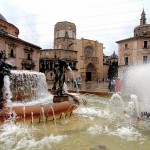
<box><xmin>52</xmin><ymin>58</ymin><xmax>68</xmax><ymax>96</ymax></box>
<box><xmin>0</xmin><ymin>51</ymin><xmax>10</xmax><ymax>103</ymax></box>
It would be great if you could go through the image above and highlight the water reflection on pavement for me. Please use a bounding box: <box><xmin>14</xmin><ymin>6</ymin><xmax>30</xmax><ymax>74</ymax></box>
<box><xmin>67</xmin><ymin>81</ymin><xmax>109</xmax><ymax>92</ymax></box>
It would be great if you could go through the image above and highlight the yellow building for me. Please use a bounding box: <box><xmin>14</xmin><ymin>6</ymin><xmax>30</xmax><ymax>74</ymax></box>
<box><xmin>116</xmin><ymin>9</ymin><xmax>150</xmax><ymax>77</ymax></box>
<box><xmin>0</xmin><ymin>13</ymin><xmax>41</xmax><ymax>71</ymax></box>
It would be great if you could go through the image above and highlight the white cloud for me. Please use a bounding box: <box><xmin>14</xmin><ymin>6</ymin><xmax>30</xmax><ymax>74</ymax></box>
<box><xmin>0</xmin><ymin>0</ymin><xmax>150</xmax><ymax>55</ymax></box>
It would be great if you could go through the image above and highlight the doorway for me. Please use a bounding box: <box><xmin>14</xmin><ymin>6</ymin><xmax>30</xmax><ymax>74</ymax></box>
<box><xmin>86</xmin><ymin>72</ymin><xmax>91</xmax><ymax>81</ymax></box>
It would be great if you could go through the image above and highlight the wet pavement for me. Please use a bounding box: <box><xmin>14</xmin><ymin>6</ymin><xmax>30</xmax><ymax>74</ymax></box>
<box><xmin>48</xmin><ymin>81</ymin><xmax>114</xmax><ymax>99</ymax></box>
<box><xmin>48</xmin><ymin>81</ymin><xmax>110</xmax><ymax>93</ymax></box>
<box><xmin>68</xmin><ymin>81</ymin><xmax>109</xmax><ymax>92</ymax></box>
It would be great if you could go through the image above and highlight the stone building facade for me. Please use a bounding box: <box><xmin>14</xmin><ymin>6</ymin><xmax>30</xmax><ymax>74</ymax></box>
<box><xmin>40</xmin><ymin>21</ymin><xmax>104</xmax><ymax>83</ymax></box>
<box><xmin>0</xmin><ymin>12</ymin><xmax>117</xmax><ymax>87</ymax></box>
<box><xmin>75</xmin><ymin>38</ymin><xmax>103</xmax><ymax>81</ymax></box>
<box><xmin>0</xmin><ymin>13</ymin><xmax>116</xmax><ymax>84</ymax></box>
<box><xmin>40</xmin><ymin>21</ymin><xmax>78</xmax><ymax>83</ymax></box>
<box><xmin>0</xmin><ymin>14</ymin><xmax>41</xmax><ymax>71</ymax></box>
<box><xmin>116</xmin><ymin>9</ymin><xmax>150</xmax><ymax>77</ymax></box>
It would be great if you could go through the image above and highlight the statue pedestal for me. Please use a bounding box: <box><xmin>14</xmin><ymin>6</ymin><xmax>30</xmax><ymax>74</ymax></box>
<box><xmin>53</xmin><ymin>95</ymin><xmax>69</xmax><ymax>103</ymax></box>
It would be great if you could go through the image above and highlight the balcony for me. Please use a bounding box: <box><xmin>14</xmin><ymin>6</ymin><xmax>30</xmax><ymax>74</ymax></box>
<box><xmin>21</xmin><ymin>59</ymin><xmax>35</xmax><ymax>70</ymax></box>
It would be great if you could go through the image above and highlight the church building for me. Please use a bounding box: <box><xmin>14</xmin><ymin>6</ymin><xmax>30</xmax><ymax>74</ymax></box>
<box><xmin>40</xmin><ymin>21</ymin><xmax>104</xmax><ymax>83</ymax></box>
<box><xmin>116</xmin><ymin>9</ymin><xmax>150</xmax><ymax>77</ymax></box>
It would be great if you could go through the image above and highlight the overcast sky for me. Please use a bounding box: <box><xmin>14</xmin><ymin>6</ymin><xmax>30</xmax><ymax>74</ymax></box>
<box><xmin>0</xmin><ymin>0</ymin><xmax>150</xmax><ymax>56</ymax></box>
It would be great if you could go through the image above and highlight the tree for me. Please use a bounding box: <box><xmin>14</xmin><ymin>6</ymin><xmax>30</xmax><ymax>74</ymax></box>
<box><xmin>108</xmin><ymin>61</ymin><xmax>118</xmax><ymax>80</ymax></box>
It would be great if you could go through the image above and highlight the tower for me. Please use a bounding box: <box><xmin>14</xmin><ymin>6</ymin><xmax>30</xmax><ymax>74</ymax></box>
<box><xmin>54</xmin><ymin>21</ymin><xmax>76</xmax><ymax>50</ymax></box>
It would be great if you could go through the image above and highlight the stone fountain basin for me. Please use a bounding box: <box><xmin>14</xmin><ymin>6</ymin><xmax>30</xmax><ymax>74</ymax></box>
<box><xmin>0</xmin><ymin>95</ymin><xmax>79</xmax><ymax>122</ymax></box>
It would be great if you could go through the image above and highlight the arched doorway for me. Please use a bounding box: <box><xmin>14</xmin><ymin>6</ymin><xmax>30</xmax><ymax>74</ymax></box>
<box><xmin>86</xmin><ymin>63</ymin><xmax>96</xmax><ymax>81</ymax></box>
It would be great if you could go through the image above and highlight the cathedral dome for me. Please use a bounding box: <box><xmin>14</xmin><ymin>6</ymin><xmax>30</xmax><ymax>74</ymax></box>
<box><xmin>0</xmin><ymin>13</ymin><xmax>7</xmax><ymax>22</ymax></box>
<box><xmin>0</xmin><ymin>13</ymin><xmax>19</xmax><ymax>37</ymax></box>
<box><xmin>134</xmin><ymin>24</ymin><xmax>150</xmax><ymax>37</ymax></box>
<box><xmin>110</xmin><ymin>51</ymin><xmax>118</xmax><ymax>59</ymax></box>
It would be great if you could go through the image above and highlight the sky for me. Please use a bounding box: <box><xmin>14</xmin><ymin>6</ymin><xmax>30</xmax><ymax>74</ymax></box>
<box><xmin>0</xmin><ymin>0</ymin><xmax>150</xmax><ymax>56</ymax></box>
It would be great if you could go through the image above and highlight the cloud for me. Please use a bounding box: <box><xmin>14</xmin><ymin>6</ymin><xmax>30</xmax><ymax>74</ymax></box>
<box><xmin>0</xmin><ymin>0</ymin><xmax>150</xmax><ymax>55</ymax></box>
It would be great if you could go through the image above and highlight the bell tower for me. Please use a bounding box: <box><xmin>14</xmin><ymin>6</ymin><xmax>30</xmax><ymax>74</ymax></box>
<box><xmin>140</xmin><ymin>9</ymin><xmax>146</xmax><ymax>25</ymax></box>
<box><xmin>54</xmin><ymin>21</ymin><xmax>76</xmax><ymax>50</ymax></box>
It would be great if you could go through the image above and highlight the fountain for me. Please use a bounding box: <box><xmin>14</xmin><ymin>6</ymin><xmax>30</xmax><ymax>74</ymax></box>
<box><xmin>0</xmin><ymin>54</ymin><xmax>79</xmax><ymax>123</ymax></box>
<box><xmin>0</xmin><ymin>54</ymin><xmax>150</xmax><ymax>150</ymax></box>
<box><xmin>0</xmin><ymin>92</ymin><xmax>149</xmax><ymax>150</ymax></box>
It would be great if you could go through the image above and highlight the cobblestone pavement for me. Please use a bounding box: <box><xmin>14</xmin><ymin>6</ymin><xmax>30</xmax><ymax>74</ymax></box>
<box><xmin>68</xmin><ymin>81</ymin><xmax>109</xmax><ymax>92</ymax></box>
<box><xmin>48</xmin><ymin>81</ymin><xmax>110</xmax><ymax>93</ymax></box>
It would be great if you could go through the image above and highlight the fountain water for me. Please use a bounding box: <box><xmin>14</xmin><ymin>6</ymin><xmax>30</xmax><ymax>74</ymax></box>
<box><xmin>23</xmin><ymin>106</ymin><xmax>26</xmax><ymax>123</ymax></box>
<box><xmin>9</xmin><ymin>70</ymin><xmax>51</xmax><ymax>102</ymax></box>
<box><xmin>1</xmin><ymin>63</ymin><xmax>150</xmax><ymax>149</ymax></box>
<box><xmin>68</xmin><ymin>66</ymin><xmax>79</xmax><ymax>92</ymax></box>
<box><xmin>0</xmin><ymin>92</ymin><xmax>149</xmax><ymax>150</ymax></box>
<box><xmin>31</xmin><ymin>112</ymin><xmax>34</xmax><ymax>124</ymax></box>
<box><xmin>50</xmin><ymin>106</ymin><xmax>56</xmax><ymax>126</ymax></box>
<box><xmin>121</xmin><ymin>64</ymin><xmax>150</xmax><ymax>119</ymax></box>
<box><xmin>0</xmin><ymin>69</ymin><xmax>79</xmax><ymax>123</ymax></box>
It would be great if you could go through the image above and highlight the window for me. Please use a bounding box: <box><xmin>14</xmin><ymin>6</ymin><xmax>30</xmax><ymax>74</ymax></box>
<box><xmin>59</xmin><ymin>30</ymin><xmax>65</xmax><ymax>37</ymax></box>
<box><xmin>10</xmin><ymin>49</ymin><xmax>14</xmax><ymax>57</ymax></box>
<box><xmin>27</xmin><ymin>54</ymin><xmax>31</xmax><ymax>60</ymax></box>
<box><xmin>143</xmin><ymin>41</ymin><xmax>148</xmax><ymax>49</ymax></box>
<box><xmin>50</xmin><ymin>62</ymin><xmax>53</xmax><ymax>69</ymax></box>
<box><xmin>84</xmin><ymin>46</ymin><xmax>93</xmax><ymax>57</ymax></box>
<box><xmin>124</xmin><ymin>43</ymin><xmax>128</xmax><ymax>49</ymax></box>
<box><xmin>143</xmin><ymin>56</ymin><xmax>148</xmax><ymax>64</ymax></box>
<box><xmin>68</xmin><ymin>30</ymin><xmax>72</xmax><ymax>38</ymax></box>
<box><xmin>124</xmin><ymin>57</ymin><xmax>128</xmax><ymax>65</ymax></box>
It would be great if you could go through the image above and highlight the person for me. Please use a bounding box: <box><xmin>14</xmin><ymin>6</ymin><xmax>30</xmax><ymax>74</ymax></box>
<box><xmin>77</xmin><ymin>76</ymin><xmax>82</xmax><ymax>90</ymax></box>
<box><xmin>115</xmin><ymin>78</ymin><xmax>121</xmax><ymax>92</ymax></box>
<box><xmin>108</xmin><ymin>79</ymin><xmax>111</xmax><ymax>91</ymax></box>
<box><xmin>108</xmin><ymin>79</ymin><xmax>115</xmax><ymax>92</ymax></box>
<box><xmin>111</xmin><ymin>80</ymin><xmax>115</xmax><ymax>92</ymax></box>
<box><xmin>85</xmin><ymin>78</ymin><xmax>88</xmax><ymax>84</ymax></box>
<box><xmin>99</xmin><ymin>78</ymin><xmax>102</xmax><ymax>83</ymax></box>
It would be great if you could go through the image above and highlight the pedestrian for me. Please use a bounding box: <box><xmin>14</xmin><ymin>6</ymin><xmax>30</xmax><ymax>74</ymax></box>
<box><xmin>111</xmin><ymin>79</ymin><xmax>115</xmax><ymax>92</ymax></box>
<box><xmin>85</xmin><ymin>78</ymin><xmax>88</xmax><ymax>84</ymax></box>
<box><xmin>99</xmin><ymin>78</ymin><xmax>102</xmax><ymax>83</ymax></box>
<box><xmin>77</xmin><ymin>76</ymin><xmax>82</xmax><ymax>90</ymax></box>
<box><xmin>115</xmin><ymin>78</ymin><xmax>121</xmax><ymax>92</ymax></box>
<box><xmin>108</xmin><ymin>79</ymin><xmax>115</xmax><ymax>92</ymax></box>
